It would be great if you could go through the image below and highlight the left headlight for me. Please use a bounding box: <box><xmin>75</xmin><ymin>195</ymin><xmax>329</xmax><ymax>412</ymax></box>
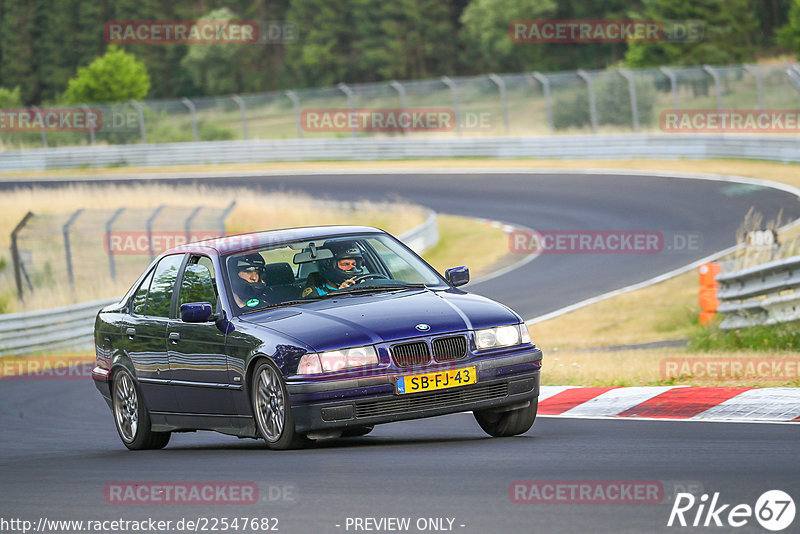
<box><xmin>296</xmin><ymin>345</ymin><xmax>379</xmax><ymax>375</ymax></box>
<box><xmin>474</xmin><ymin>324</ymin><xmax>531</xmax><ymax>351</ymax></box>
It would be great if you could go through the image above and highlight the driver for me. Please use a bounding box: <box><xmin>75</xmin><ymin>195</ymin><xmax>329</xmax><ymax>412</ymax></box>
<box><xmin>302</xmin><ymin>241</ymin><xmax>365</xmax><ymax>297</ymax></box>
<box><xmin>230</xmin><ymin>253</ymin><xmax>267</xmax><ymax>308</ymax></box>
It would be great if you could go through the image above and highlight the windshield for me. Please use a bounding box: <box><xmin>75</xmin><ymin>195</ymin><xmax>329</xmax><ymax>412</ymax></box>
<box><xmin>224</xmin><ymin>233</ymin><xmax>446</xmax><ymax>313</ymax></box>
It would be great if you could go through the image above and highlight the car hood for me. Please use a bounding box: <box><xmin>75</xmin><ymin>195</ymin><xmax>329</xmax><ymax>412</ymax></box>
<box><xmin>239</xmin><ymin>289</ymin><xmax>520</xmax><ymax>352</ymax></box>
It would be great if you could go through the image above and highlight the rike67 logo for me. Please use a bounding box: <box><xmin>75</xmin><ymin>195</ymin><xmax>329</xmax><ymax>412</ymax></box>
<box><xmin>668</xmin><ymin>490</ymin><xmax>795</xmax><ymax>531</ymax></box>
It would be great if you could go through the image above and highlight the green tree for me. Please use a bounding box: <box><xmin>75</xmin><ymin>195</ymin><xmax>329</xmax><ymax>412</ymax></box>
<box><xmin>460</xmin><ymin>0</ymin><xmax>557</xmax><ymax>73</ymax></box>
<box><xmin>0</xmin><ymin>0</ymin><xmax>37</xmax><ymax>103</ymax></box>
<box><xmin>284</xmin><ymin>0</ymin><xmax>362</xmax><ymax>86</ymax></box>
<box><xmin>625</xmin><ymin>0</ymin><xmax>759</xmax><ymax>67</ymax></box>
<box><xmin>180</xmin><ymin>8</ymin><xmax>250</xmax><ymax>95</ymax></box>
<box><xmin>62</xmin><ymin>45</ymin><xmax>150</xmax><ymax>104</ymax></box>
<box><xmin>777</xmin><ymin>0</ymin><xmax>800</xmax><ymax>58</ymax></box>
<box><xmin>0</xmin><ymin>86</ymin><xmax>23</xmax><ymax>108</ymax></box>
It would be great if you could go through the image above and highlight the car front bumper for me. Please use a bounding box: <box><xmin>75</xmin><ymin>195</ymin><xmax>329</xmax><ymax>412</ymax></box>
<box><xmin>286</xmin><ymin>348</ymin><xmax>542</xmax><ymax>433</ymax></box>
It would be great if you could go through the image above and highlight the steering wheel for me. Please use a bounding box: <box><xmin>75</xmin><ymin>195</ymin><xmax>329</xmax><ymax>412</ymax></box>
<box><xmin>351</xmin><ymin>273</ymin><xmax>390</xmax><ymax>284</ymax></box>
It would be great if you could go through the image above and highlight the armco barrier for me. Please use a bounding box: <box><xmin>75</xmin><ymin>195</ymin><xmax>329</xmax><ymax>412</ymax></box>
<box><xmin>0</xmin><ymin>210</ymin><xmax>438</xmax><ymax>356</ymax></box>
<box><xmin>1</xmin><ymin>134</ymin><xmax>799</xmax><ymax>172</ymax></box>
<box><xmin>716</xmin><ymin>255</ymin><xmax>800</xmax><ymax>329</ymax></box>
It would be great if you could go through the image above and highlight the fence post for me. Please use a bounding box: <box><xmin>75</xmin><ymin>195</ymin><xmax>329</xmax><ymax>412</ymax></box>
<box><xmin>284</xmin><ymin>90</ymin><xmax>302</xmax><ymax>138</ymax></box>
<box><xmin>786</xmin><ymin>65</ymin><xmax>800</xmax><ymax>108</ymax></box>
<box><xmin>146</xmin><ymin>205</ymin><xmax>165</xmax><ymax>261</ymax></box>
<box><xmin>743</xmin><ymin>64</ymin><xmax>765</xmax><ymax>111</ymax></box>
<box><xmin>659</xmin><ymin>67</ymin><xmax>679</xmax><ymax>112</ymax></box>
<box><xmin>702</xmin><ymin>65</ymin><xmax>723</xmax><ymax>112</ymax></box>
<box><xmin>63</xmin><ymin>209</ymin><xmax>84</xmax><ymax>291</ymax></box>
<box><xmin>130</xmin><ymin>100</ymin><xmax>147</xmax><ymax>143</ymax></box>
<box><xmin>337</xmin><ymin>83</ymin><xmax>357</xmax><ymax>138</ymax></box>
<box><xmin>105</xmin><ymin>207</ymin><xmax>125</xmax><ymax>282</ymax></box>
<box><xmin>531</xmin><ymin>72</ymin><xmax>553</xmax><ymax>133</ymax></box>
<box><xmin>618</xmin><ymin>69</ymin><xmax>640</xmax><ymax>132</ymax></box>
<box><xmin>30</xmin><ymin>107</ymin><xmax>48</xmax><ymax>148</ymax></box>
<box><xmin>488</xmin><ymin>74</ymin><xmax>510</xmax><ymax>134</ymax></box>
<box><xmin>184</xmin><ymin>205</ymin><xmax>203</xmax><ymax>243</ymax></box>
<box><xmin>181</xmin><ymin>97</ymin><xmax>199</xmax><ymax>141</ymax></box>
<box><xmin>10</xmin><ymin>211</ymin><xmax>34</xmax><ymax>301</ymax></box>
<box><xmin>231</xmin><ymin>95</ymin><xmax>249</xmax><ymax>139</ymax></box>
<box><xmin>440</xmin><ymin>76</ymin><xmax>461</xmax><ymax>136</ymax></box>
<box><xmin>81</xmin><ymin>104</ymin><xmax>96</xmax><ymax>145</ymax></box>
<box><xmin>389</xmin><ymin>80</ymin><xmax>409</xmax><ymax>135</ymax></box>
<box><xmin>576</xmin><ymin>70</ymin><xmax>598</xmax><ymax>133</ymax></box>
<box><xmin>218</xmin><ymin>201</ymin><xmax>236</xmax><ymax>236</ymax></box>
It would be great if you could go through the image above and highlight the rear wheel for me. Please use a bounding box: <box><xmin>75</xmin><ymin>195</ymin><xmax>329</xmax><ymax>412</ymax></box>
<box><xmin>252</xmin><ymin>360</ymin><xmax>310</xmax><ymax>450</ymax></box>
<box><xmin>112</xmin><ymin>369</ymin><xmax>171</xmax><ymax>450</ymax></box>
<box><xmin>474</xmin><ymin>399</ymin><xmax>537</xmax><ymax>437</ymax></box>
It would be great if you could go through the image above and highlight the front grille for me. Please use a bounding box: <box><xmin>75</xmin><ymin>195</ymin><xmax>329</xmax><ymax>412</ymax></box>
<box><xmin>391</xmin><ymin>341</ymin><xmax>430</xmax><ymax>367</ymax></box>
<box><xmin>432</xmin><ymin>335</ymin><xmax>468</xmax><ymax>362</ymax></box>
<box><xmin>355</xmin><ymin>382</ymin><xmax>508</xmax><ymax>419</ymax></box>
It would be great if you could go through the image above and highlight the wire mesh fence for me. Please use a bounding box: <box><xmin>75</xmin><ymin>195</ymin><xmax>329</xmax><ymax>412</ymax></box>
<box><xmin>8</xmin><ymin>204</ymin><xmax>234</xmax><ymax>306</ymax></box>
<box><xmin>2</xmin><ymin>63</ymin><xmax>797</xmax><ymax>149</ymax></box>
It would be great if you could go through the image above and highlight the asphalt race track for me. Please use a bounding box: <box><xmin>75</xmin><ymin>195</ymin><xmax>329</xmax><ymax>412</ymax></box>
<box><xmin>2</xmin><ymin>171</ymin><xmax>799</xmax><ymax>533</ymax></box>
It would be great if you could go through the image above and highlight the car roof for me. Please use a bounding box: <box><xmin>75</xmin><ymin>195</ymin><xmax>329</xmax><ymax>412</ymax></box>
<box><xmin>164</xmin><ymin>225</ymin><xmax>386</xmax><ymax>257</ymax></box>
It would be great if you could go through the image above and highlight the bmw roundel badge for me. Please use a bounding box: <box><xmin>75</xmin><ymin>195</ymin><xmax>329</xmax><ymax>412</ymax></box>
<box><xmin>415</xmin><ymin>323</ymin><xmax>431</xmax><ymax>332</ymax></box>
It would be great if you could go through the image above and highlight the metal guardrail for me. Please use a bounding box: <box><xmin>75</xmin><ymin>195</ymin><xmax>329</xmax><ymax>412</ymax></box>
<box><xmin>0</xmin><ymin>210</ymin><xmax>439</xmax><ymax>356</ymax></box>
<box><xmin>716</xmin><ymin>255</ymin><xmax>800</xmax><ymax>329</ymax></box>
<box><xmin>1</xmin><ymin>134</ymin><xmax>799</xmax><ymax>172</ymax></box>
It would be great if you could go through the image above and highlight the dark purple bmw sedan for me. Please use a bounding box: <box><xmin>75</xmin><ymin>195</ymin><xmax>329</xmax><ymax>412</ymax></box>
<box><xmin>92</xmin><ymin>226</ymin><xmax>542</xmax><ymax>450</ymax></box>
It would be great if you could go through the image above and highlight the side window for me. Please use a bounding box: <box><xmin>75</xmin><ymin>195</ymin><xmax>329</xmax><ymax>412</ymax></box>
<box><xmin>179</xmin><ymin>256</ymin><xmax>218</xmax><ymax>311</ymax></box>
<box><xmin>131</xmin><ymin>269</ymin><xmax>155</xmax><ymax>316</ymax></box>
<box><xmin>145</xmin><ymin>254</ymin><xmax>184</xmax><ymax>318</ymax></box>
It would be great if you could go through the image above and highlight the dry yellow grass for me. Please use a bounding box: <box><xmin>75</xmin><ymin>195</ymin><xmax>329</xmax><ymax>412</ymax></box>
<box><xmin>529</xmin><ymin>270</ymin><xmax>699</xmax><ymax>351</ymax></box>
<box><xmin>541</xmin><ymin>348</ymin><xmax>800</xmax><ymax>387</ymax></box>
<box><xmin>423</xmin><ymin>214</ymin><xmax>509</xmax><ymax>278</ymax></box>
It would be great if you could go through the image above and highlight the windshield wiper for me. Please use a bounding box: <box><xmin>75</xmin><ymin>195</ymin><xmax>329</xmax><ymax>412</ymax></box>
<box><xmin>318</xmin><ymin>284</ymin><xmax>426</xmax><ymax>298</ymax></box>
<box><xmin>245</xmin><ymin>297</ymin><xmax>321</xmax><ymax>311</ymax></box>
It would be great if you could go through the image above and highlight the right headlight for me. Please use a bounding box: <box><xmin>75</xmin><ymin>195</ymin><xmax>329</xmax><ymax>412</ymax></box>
<box><xmin>296</xmin><ymin>345</ymin><xmax>379</xmax><ymax>375</ymax></box>
<box><xmin>474</xmin><ymin>324</ymin><xmax>530</xmax><ymax>351</ymax></box>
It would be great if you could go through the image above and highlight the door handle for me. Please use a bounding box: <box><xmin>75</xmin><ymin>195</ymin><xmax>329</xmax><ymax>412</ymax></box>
<box><xmin>126</xmin><ymin>327</ymin><xmax>136</xmax><ymax>338</ymax></box>
<box><xmin>169</xmin><ymin>332</ymin><xmax>180</xmax><ymax>342</ymax></box>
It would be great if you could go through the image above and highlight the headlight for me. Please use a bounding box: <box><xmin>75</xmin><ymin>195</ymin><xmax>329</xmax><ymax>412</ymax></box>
<box><xmin>296</xmin><ymin>345</ymin><xmax>379</xmax><ymax>375</ymax></box>
<box><xmin>475</xmin><ymin>324</ymin><xmax>529</xmax><ymax>350</ymax></box>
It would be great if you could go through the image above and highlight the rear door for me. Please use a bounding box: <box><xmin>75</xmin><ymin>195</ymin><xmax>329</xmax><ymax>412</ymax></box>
<box><xmin>167</xmin><ymin>254</ymin><xmax>234</xmax><ymax>415</ymax></box>
<box><xmin>122</xmin><ymin>254</ymin><xmax>184</xmax><ymax>413</ymax></box>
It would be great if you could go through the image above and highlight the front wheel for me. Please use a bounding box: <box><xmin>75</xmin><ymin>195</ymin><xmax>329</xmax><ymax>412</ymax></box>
<box><xmin>474</xmin><ymin>399</ymin><xmax>537</xmax><ymax>437</ymax></box>
<box><xmin>112</xmin><ymin>369</ymin><xmax>171</xmax><ymax>450</ymax></box>
<box><xmin>251</xmin><ymin>360</ymin><xmax>310</xmax><ymax>450</ymax></box>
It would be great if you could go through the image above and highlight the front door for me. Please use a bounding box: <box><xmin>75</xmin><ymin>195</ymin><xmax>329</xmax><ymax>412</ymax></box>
<box><xmin>167</xmin><ymin>255</ymin><xmax>234</xmax><ymax>415</ymax></box>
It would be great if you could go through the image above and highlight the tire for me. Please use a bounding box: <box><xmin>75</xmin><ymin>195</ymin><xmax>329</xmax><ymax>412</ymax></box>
<box><xmin>251</xmin><ymin>360</ymin><xmax>310</xmax><ymax>450</ymax></box>
<box><xmin>341</xmin><ymin>425</ymin><xmax>374</xmax><ymax>437</ymax></box>
<box><xmin>474</xmin><ymin>398</ymin><xmax>537</xmax><ymax>437</ymax></box>
<box><xmin>112</xmin><ymin>368</ymin><xmax>171</xmax><ymax>450</ymax></box>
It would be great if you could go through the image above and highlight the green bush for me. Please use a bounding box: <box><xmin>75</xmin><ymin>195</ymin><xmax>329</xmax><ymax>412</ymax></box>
<box><xmin>553</xmin><ymin>78</ymin><xmax>655</xmax><ymax>130</ymax></box>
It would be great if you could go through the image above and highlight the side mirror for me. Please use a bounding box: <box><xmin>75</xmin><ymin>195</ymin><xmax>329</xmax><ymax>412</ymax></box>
<box><xmin>181</xmin><ymin>302</ymin><xmax>214</xmax><ymax>323</ymax></box>
<box><xmin>445</xmin><ymin>266</ymin><xmax>470</xmax><ymax>287</ymax></box>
